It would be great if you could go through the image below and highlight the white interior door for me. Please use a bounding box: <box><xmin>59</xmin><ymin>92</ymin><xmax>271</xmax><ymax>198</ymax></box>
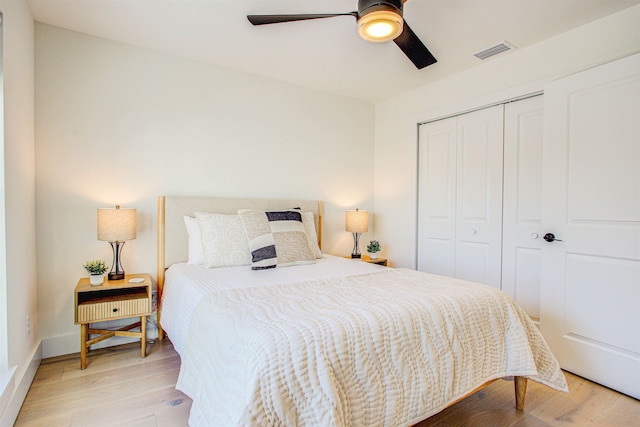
<box><xmin>417</xmin><ymin>117</ymin><xmax>457</xmax><ymax>276</ymax></box>
<box><xmin>502</xmin><ymin>96</ymin><xmax>544</xmax><ymax>321</ymax></box>
<box><xmin>455</xmin><ymin>105</ymin><xmax>504</xmax><ymax>288</ymax></box>
<box><xmin>541</xmin><ymin>53</ymin><xmax>640</xmax><ymax>398</ymax></box>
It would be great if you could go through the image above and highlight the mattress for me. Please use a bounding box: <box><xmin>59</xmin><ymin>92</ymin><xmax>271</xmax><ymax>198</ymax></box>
<box><xmin>161</xmin><ymin>255</ymin><xmax>385</xmax><ymax>354</ymax></box>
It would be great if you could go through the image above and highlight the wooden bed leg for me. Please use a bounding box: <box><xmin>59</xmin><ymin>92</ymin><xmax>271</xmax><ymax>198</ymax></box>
<box><xmin>515</xmin><ymin>376</ymin><xmax>528</xmax><ymax>411</ymax></box>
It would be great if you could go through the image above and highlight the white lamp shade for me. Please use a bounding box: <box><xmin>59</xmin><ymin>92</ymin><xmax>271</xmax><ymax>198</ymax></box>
<box><xmin>346</xmin><ymin>209</ymin><xmax>369</xmax><ymax>233</ymax></box>
<box><xmin>97</xmin><ymin>206</ymin><xmax>136</xmax><ymax>241</ymax></box>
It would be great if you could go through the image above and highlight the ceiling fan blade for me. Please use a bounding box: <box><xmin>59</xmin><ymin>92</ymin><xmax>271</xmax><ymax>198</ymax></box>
<box><xmin>393</xmin><ymin>21</ymin><xmax>437</xmax><ymax>69</ymax></box>
<box><xmin>247</xmin><ymin>13</ymin><xmax>356</xmax><ymax>26</ymax></box>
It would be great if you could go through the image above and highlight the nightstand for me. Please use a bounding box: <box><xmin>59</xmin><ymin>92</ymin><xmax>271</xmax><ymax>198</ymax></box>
<box><xmin>74</xmin><ymin>273</ymin><xmax>153</xmax><ymax>369</ymax></box>
<box><xmin>345</xmin><ymin>255</ymin><xmax>388</xmax><ymax>266</ymax></box>
<box><xmin>361</xmin><ymin>255</ymin><xmax>388</xmax><ymax>266</ymax></box>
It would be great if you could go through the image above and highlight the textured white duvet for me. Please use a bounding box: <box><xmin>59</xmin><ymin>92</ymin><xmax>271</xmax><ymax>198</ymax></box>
<box><xmin>162</xmin><ymin>256</ymin><xmax>385</xmax><ymax>354</ymax></box>
<box><xmin>174</xmin><ymin>266</ymin><xmax>567</xmax><ymax>426</ymax></box>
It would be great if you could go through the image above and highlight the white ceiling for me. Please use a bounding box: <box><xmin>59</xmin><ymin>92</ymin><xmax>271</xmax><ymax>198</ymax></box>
<box><xmin>26</xmin><ymin>0</ymin><xmax>640</xmax><ymax>102</ymax></box>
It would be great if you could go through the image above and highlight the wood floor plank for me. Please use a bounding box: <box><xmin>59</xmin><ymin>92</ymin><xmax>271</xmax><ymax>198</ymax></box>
<box><xmin>70</xmin><ymin>387</ymin><xmax>189</xmax><ymax>427</ymax></box>
<box><xmin>60</xmin><ymin>340</ymin><xmax>176</xmax><ymax>381</ymax></box>
<box><xmin>100</xmin><ymin>414</ymin><xmax>158</xmax><ymax>427</ymax></box>
<box><xmin>528</xmin><ymin>374</ymin><xmax>623</xmax><ymax>426</ymax></box>
<box><xmin>593</xmin><ymin>393</ymin><xmax>640</xmax><ymax>426</ymax></box>
<box><xmin>17</xmin><ymin>368</ymin><xmax>181</xmax><ymax>424</ymax></box>
<box><xmin>15</xmin><ymin>340</ymin><xmax>640</xmax><ymax>426</ymax></box>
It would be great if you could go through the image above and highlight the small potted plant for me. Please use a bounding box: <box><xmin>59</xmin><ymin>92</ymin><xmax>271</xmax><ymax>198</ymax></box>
<box><xmin>366</xmin><ymin>240</ymin><xmax>381</xmax><ymax>260</ymax></box>
<box><xmin>83</xmin><ymin>259</ymin><xmax>108</xmax><ymax>286</ymax></box>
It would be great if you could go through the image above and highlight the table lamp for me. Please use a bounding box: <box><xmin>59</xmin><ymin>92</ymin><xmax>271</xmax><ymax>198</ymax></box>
<box><xmin>346</xmin><ymin>208</ymin><xmax>368</xmax><ymax>259</ymax></box>
<box><xmin>98</xmin><ymin>205</ymin><xmax>136</xmax><ymax>280</ymax></box>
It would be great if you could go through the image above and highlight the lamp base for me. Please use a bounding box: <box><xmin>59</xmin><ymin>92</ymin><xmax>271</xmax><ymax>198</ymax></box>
<box><xmin>351</xmin><ymin>232</ymin><xmax>362</xmax><ymax>259</ymax></box>
<box><xmin>108</xmin><ymin>241</ymin><xmax>126</xmax><ymax>281</ymax></box>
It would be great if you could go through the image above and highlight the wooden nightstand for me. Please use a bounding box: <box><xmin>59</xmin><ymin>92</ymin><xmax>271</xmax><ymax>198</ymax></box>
<box><xmin>361</xmin><ymin>255</ymin><xmax>388</xmax><ymax>266</ymax></box>
<box><xmin>345</xmin><ymin>255</ymin><xmax>388</xmax><ymax>266</ymax></box>
<box><xmin>74</xmin><ymin>273</ymin><xmax>153</xmax><ymax>369</ymax></box>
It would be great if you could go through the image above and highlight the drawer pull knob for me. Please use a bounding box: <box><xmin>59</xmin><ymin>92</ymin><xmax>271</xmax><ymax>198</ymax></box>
<box><xmin>112</xmin><ymin>308</ymin><xmax>118</xmax><ymax>313</ymax></box>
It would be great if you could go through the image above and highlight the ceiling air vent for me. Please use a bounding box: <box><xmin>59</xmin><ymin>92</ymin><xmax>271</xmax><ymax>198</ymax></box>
<box><xmin>474</xmin><ymin>41</ymin><xmax>516</xmax><ymax>60</ymax></box>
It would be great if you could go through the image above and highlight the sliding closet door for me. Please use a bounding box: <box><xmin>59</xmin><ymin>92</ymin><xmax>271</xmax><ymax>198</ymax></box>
<box><xmin>417</xmin><ymin>117</ymin><xmax>457</xmax><ymax>275</ymax></box>
<box><xmin>418</xmin><ymin>105</ymin><xmax>504</xmax><ymax>288</ymax></box>
<box><xmin>502</xmin><ymin>96</ymin><xmax>544</xmax><ymax>321</ymax></box>
<box><xmin>454</xmin><ymin>105</ymin><xmax>504</xmax><ymax>288</ymax></box>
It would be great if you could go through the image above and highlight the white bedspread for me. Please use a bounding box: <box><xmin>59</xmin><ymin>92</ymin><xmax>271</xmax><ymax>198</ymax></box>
<box><xmin>176</xmin><ymin>268</ymin><xmax>567</xmax><ymax>426</ymax></box>
<box><xmin>162</xmin><ymin>256</ymin><xmax>384</xmax><ymax>354</ymax></box>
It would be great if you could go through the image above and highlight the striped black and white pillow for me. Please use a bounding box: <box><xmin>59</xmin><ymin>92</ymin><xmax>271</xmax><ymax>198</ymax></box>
<box><xmin>238</xmin><ymin>209</ymin><xmax>315</xmax><ymax>270</ymax></box>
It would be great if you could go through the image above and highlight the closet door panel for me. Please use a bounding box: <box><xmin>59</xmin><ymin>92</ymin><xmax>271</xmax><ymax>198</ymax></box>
<box><xmin>457</xmin><ymin>241</ymin><xmax>490</xmax><ymax>285</ymax></box>
<box><xmin>458</xmin><ymin>125</ymin><xmax>490</xmax><ymax>219</ymax></box>
<box><xmin>455</xmin><ymin>105</ymin><xmax>504</xmax><ymax>288</ymax></box>
<box><xmin>502</xmin><ymin>95</ymin><xmax>544</xmax><ymax>320</ymax></box>
<box><xmin>417</xmin><ymin>117</ymin><xmax>457</xmax><ymax>275</ymax></box>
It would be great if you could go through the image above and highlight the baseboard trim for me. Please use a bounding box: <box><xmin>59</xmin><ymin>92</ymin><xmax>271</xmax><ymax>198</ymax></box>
<box><xmin>0</xmin><ymin>340</ymin><xmax>42</xmax><ymax>427</ymax></box>
<box><xmin>42</xmin><ymin>332</ymin><xmax>78</xmax><ymax>359</ymax></box>
<box><xmin>0</xmin><ymin>366</ymin><xmax>17</xmax><ymax>423</ymax></box>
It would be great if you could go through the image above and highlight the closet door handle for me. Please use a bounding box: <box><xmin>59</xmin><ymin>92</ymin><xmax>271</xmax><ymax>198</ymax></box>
<box><xmin>543</xmin><ymin>233</ymin><xmax>563</xmax><ymax>243</ymax></box>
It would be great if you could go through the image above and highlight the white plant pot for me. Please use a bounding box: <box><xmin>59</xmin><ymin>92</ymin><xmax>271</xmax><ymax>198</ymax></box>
<box><xmin>368</xmin><ymin>252</ymin><xmax>378</xmax><ymax>260</ymax></box>
<box><xmin>89</xmin><ymin>274</ymin><xmax>104</xmax><ymax>286</ymax></box>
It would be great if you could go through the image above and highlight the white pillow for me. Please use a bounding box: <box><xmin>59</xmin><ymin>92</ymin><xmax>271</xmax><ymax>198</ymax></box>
<box><xmin>302</xmin><ymin>211</ymin><xmax>323</xmax><ymax>259</ymax></box>
<box><xmin>184</xmin><ymin>216</ymin><xmax>205</xmax><ymax>265</ymax></box>
<box><xmin>195</xmin><ymin>212</ymin><xmax>251</xmax><ymax>268</ymax></box>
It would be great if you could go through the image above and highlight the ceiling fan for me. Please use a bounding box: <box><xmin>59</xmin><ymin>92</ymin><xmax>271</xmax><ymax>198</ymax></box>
<box><xmin>247</xmin><ymin>0</ymin><xmax>437</xmax><ymax>70</ymax></box>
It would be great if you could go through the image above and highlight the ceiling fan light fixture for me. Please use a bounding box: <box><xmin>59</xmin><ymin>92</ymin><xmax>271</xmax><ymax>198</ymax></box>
<box><xmin>246</xmin><ymin>0</ymin><xmax>436</xmax><ymax>70</ymax></box>
<box><xmin>357</xmin><ymin>10</ymin><xmax>403</xmax><ymax>43</ymax></box>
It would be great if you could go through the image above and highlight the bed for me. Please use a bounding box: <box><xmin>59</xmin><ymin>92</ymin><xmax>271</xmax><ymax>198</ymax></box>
<box><xmin>156</xmin><ymin>196</ymin><xmax>568</xmax><ymax>426</ymax></box>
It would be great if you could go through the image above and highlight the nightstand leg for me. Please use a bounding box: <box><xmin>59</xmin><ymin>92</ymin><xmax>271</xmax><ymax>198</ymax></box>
<box><xmin>141</xmin><ymin>315</ymin><xmax>147</xmax><ymax>358</ymax></box>
<box><xmin>80</xmin><ymin>323</ymin><xmax>88</xmax><ymax>369</ymax></box>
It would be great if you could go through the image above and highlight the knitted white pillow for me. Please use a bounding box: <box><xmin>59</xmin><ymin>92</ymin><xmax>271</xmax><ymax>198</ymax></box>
<box><xmin>195</xmin><ymin>212</ymin><xmax>251</xmax><ymax>268</ymax></box>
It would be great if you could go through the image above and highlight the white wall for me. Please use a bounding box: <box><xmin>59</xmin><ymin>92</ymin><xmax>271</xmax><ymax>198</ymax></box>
<box><xmin>35</xmin><ymin>24</ymin><xmax>375</xmax><ymax>357</ymax></box>
<box><xmin>374</xmin><ymin>5</ymin><xmax>640</xmax><ymax>268</ymax></box>
<box><xmin>0</xmin><ymin>0</ymin><xmax>40</xmax><ymax>425</ymax></box>
<box><xmin>32</xmin><ymin>2</ymin><xmax>640</xmax><ymax>359</ymax></box>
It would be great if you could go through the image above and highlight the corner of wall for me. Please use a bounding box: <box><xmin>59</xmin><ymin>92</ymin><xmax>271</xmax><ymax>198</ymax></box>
<box><xmin>0</xmin><ymin>366</ymin><xmax>17</xmax><ymax>422</ymax></box>
<box><xmin>0</xmin><ymin>340</ymin><xmax>41</xmax><ymax>427</ymax></box>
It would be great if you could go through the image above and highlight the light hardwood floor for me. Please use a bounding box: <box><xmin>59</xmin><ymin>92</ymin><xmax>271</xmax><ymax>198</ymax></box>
<box><xmin>15</xmin><ymin>340</ymin><xmax>640</xmax><ymax>426</ymax></box>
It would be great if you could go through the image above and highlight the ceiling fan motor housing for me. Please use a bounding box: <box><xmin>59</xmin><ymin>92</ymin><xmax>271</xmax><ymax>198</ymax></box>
<box><xmin>358</xmin><ymin>0</ymin><xmax>403</xmax><ymax>17</ymax></box>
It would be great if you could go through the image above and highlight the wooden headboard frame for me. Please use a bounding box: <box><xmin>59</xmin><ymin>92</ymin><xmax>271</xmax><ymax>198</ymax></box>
<box><xmin>156</xmin><ymin>196</ymin><xmax>323</xmax><ymax>338</ymax></box>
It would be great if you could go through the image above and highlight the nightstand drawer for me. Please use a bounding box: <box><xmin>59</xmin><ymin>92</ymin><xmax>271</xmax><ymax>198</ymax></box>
<box><xmin>77</xmin><ymin>297</ymin><xmax>151</xmax><ymax>323</ymax></box>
